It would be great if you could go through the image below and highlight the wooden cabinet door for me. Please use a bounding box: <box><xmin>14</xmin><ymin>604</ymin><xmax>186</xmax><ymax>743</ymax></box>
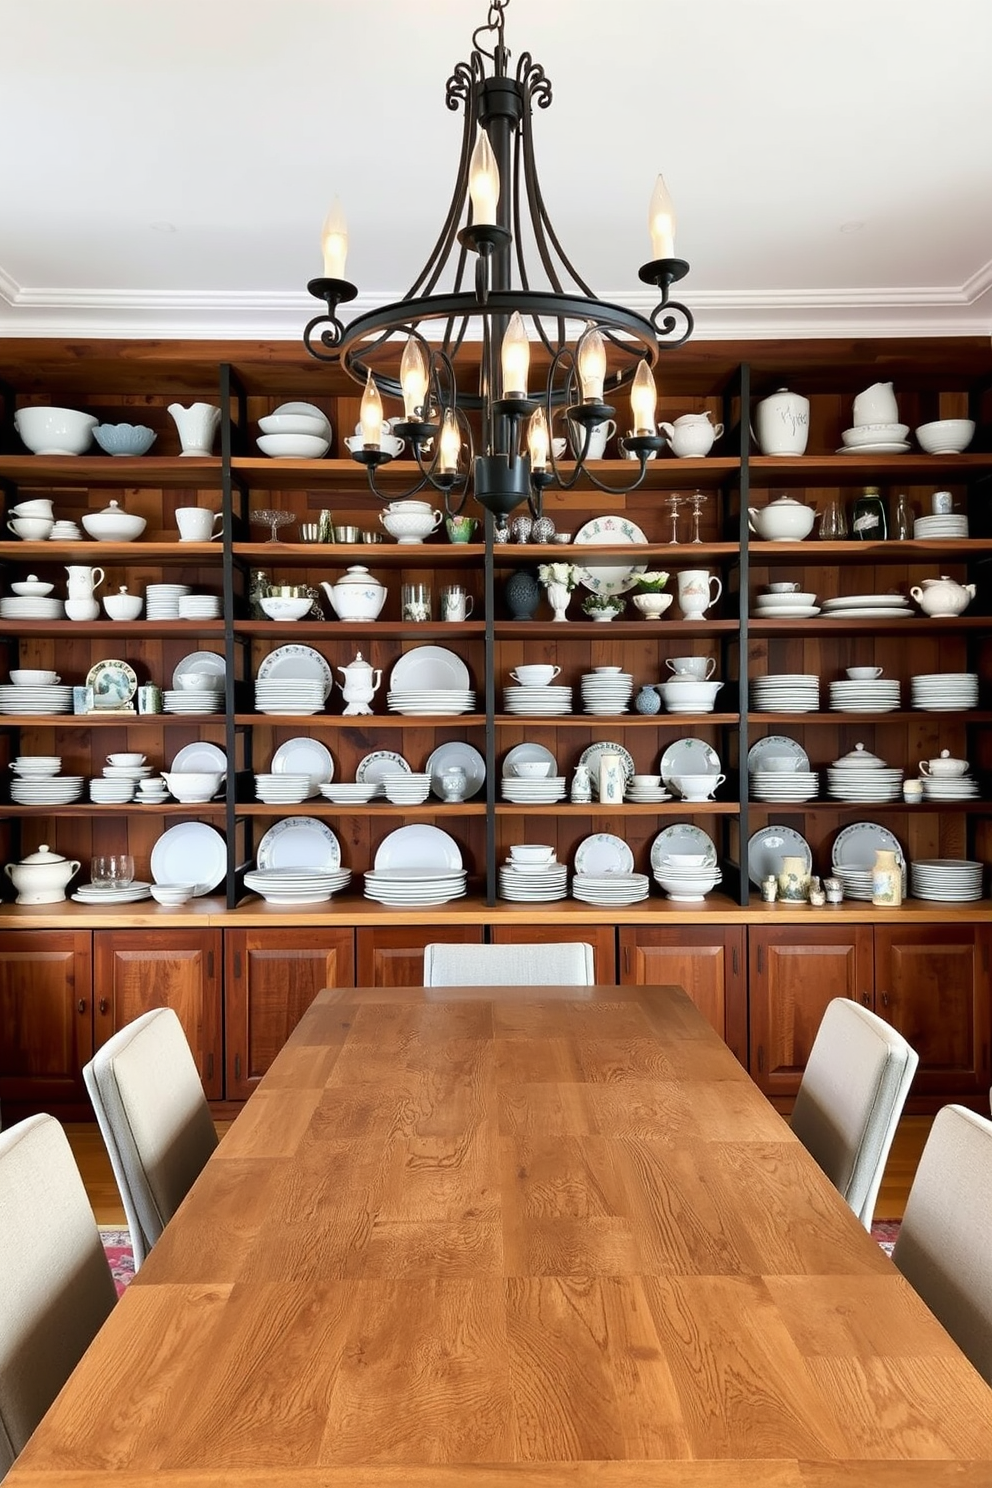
<box><xmin>874</xmin><ymin>924</ymin><xmax>991</xmax><ymax>1099</ymax></box>
<box><xmin>225</xmin><ymin>928</ymin><xmax>355</xmax><ymax>1101</ymax></box>
<box><xmin>356</xmin><ymin>925</ymin><xmax>484</xmax><ymax>987</ymax></box>
<box><xmin>619</xmin><ymin>926</ymin><xmax>746</xmax><ymax>1063</ymax></box>
<box><xmin>491</xmin><ymin>924</ymin><xmax>616</xmax><ymax>983</ymax></box>
<box><xmin>0</xmin><ymin>930</ymin><xmax>92</xmax><ymax>1106</ymax></box>
<box><xmin>749</xmin><ymin>925</ymin><xmax>874</xmax><ymax>1098</ymax></box>
<box><xmin>93</xmin><ymin>930</ymin><xmax>223</xmax><ymax>1098</ymax></box>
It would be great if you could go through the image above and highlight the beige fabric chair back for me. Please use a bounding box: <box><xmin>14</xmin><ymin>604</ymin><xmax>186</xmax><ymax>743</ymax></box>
<box><xmin>0</xmin><ymin>1114</ymin><xmax>117</xmax><ymax>1476</ymax></box>
<box><xmin>83</xmin><ymin>1007</ymin><xmax>217</xmax><ymax>1269</ymax></box>
<box><xmin>790</xmin><ymin>997</ymin><xmax>918</xmax><ymax>1229</ymax></box>
<box><xmin>423</xmin><ymin>941</ymin><xmax>595</xmax><ymax>987</ymax></box>
<box><xmin>893</xmin><ymin>1103</ymin><xmax>992</xmax><ymax>1384</ymax></box>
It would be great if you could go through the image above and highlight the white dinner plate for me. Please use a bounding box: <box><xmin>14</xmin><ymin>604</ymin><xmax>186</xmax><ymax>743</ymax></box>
<box><xmin>574</xmin><ymin>833</ymin><xmax>635</xmax><ymax>876</ymax></box>
<box><xmin>271</xmin><ymin>737</ymin><xmax>334</xmax><ymax>794</ymax></box>
<box><xmin>659</xmin><ymin>737</ymin><xmax>721</xmax><ymax>785</ymax></box>
<box><xmin>425</xmin><ymin>741</ymin><xmax>486</xmax><ymax>799</ymax></box>
<box><xmin>172</xmin><ymin>651</ymin><xmax>226</xmax><ymax>691</ymax></box>
<box><xmin>747</xmin><ymin>825</ymin><xmax>812</xmax><ymax>887</ymax></box>
<box><xmin>746</xmin><ymin>735</ymin><xmax>810</xmax><ymax>772</ymax></box>
<box><xmin>836</xmin><ymin>442</ymin><xmax>911</xmax><ymax>454</ymax></box>
<box><xmin>170</xmin><ymin>742</ymin><xmax>228</xmax><ymax>775</ymax></box>
<box><xmin>374</xmin><ymin>825</ymin><xmax>463</xmax><ymax>872</ymax></box>
<box><xmin>572</xmin><ymin>515</ymin><xmax>648</xmax><ymax>596</ymax></box>
<box><xmin>650</xmin><ymin>824</ymin><xmax>718</xmax><ymax>871</ymax></box>
<box><xmin>831</xmin><ymin>821</ymin><xmax>904</xmax><ymax>872</ymax></box>
<box><xmin>150</xmin><ymin>823</ymin><xmax>227</xmax><ymax>896</ymax></box>
<box><xmin>256</xmin><ymin>816</ymin><xmax>341</xmax><ymax>871</ymax></box>
<box><xmin>390</xmin><ymin>645</ymin><xmax>470</xmax><ymax>692</ymax></box>
<box><xmin>355</xmin><ymin>751</ymin><xmax>411</xmax><ymax>791</ymax></box>
<box><xmin>256</xmin><ymin>645</ymin><xmax>333</xmax><ymax>700</ymax></box>
<box><xmin>821</xmin><ymin>594</ymin><xmax>911</xmax><ymax>610</ymax></box>
<box><xmin>578</xmin><ymin>741</ymin><xmax>635</xmax><ymax>793</ymax></box>
<box><xmin>753</xmin><ymin>605</ymin><xmax>822</xmax><ymax>619</ymax></box>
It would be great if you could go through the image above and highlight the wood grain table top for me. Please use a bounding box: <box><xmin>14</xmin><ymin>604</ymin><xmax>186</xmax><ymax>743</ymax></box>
<box><xmin>10</xmin><ymin>984</ymin><xmax>992</xmax><ymax>1487</ymax></box>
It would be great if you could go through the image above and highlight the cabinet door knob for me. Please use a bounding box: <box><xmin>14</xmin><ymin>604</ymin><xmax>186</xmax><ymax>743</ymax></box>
<box><xmin>77</xmin><ymin>999</ymin><xmax>86</xmax><ymax>1015</ymax></box>
<box><xmin>98</xmin><ymin>998</ymin><xmax>108</xmax><ymax>1015</ymax></box>
<box><xmin>862</xmin><ymin>992</ymin><xmax>871</xmax><ymax>1006</ymax></box>
<box><xmin>880</xmin><ymin>991</ymin><xmax>889</xmax><ymax>1008</ymax></box>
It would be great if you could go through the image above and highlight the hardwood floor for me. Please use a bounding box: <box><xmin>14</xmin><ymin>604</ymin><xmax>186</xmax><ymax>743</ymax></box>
<box><xmin>66</xmin><ymin>1114</ymin><xmax>932</xmax><ymax>1228</ymax></box>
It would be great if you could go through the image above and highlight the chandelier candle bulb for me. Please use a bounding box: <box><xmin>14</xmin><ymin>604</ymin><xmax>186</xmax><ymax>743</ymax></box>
<box><xmin>439</xmin><ymin>409</ymin><xmax>462</xmax><ymax>474</ymax></box>
<box><xmin>360</xmin><ymin>372</ymin><xmax>384</xmax><ymax>446</ymax></box>
<box><xmin>577</xmin><ymin>326</ymin><xmax>607</xmax><ymax>403</ymax></box>
<box><xmin>320</xmin><ymin>199</ymin><xmax>348</xmax><ymax>279</ymax></box>
<box><xmin>469</xmin><ymin>129</ymin><xmax>499</xmax><ymax>225</ymax></box>
<box><xmin>648</xmin><ymin>174</ymin><xmax>676</xmax><ymax>259</ymax></box>
<box><xmin>528</xmin><ymin>407</ymin><xmax>550</xmax><ymax>470</ymax></box>
<box><xmin>501</xmin><ymin>311</ymin><xmax>530</xmax><ymax>397</ymax></box>
<box><xmin>630</xmin><ymin>360</ymin><xmax>657</xmax><ymax>433</ymax></box>
<box><xmin>400</xmin><ymin>339</ymin><xmax>429</xmax><ymax>419</ymax></box>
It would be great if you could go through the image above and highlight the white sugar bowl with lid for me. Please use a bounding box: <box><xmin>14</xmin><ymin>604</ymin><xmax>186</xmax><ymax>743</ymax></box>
<box><xmin>5</xmin><ymin>843</ymin><xmax>81</xmax><ymax>903</ymax></box>
<box><xmin>80</xmin><ymin>499</ymin><xmax>147</xmax><ymax>542</ymax></box>
<box><xmin>320</xmin><ymin>565</ymin><xmax>387</xmax><ymax>621</ymax></box>
<box><xmin>919</xmin><ymin>749</ymin><xmax>969</xmax><ymax>778</ymax></box>
<box><xmin>832</xmin><ymin>743</ymin><xmax>886</xmax><ymax>770</ymax></box>
<box><xmin>747</xmin><ymin>495</ymin><xmax>816</xmax><ymax>541</ymax></box>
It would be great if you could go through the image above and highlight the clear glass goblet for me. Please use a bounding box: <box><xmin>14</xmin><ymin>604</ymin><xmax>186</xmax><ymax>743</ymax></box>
<box><xmin>251</xmin><ymin>509</ymin><xmax>295</xmax><ymax>544</ymax></box>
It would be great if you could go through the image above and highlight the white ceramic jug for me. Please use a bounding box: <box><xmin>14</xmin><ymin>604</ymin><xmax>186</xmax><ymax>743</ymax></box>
<box><xmin>852</xmin><ymin>382</ymin><xmax>898</xmax><ymax>426</ymax></box>
<box><xmin>168</xmin><ymin>402</ymin><xmax>221</xmax><ymax>456</ymax></box>
<box><xmin>753</xmin><ymin>388</ymin><xmax>809</xmax><ymax>455</ymax></box>
<box><xmin>65</xmin><ymin>564</ymin><xmax>105</xmax><ymax>599</ymax></box>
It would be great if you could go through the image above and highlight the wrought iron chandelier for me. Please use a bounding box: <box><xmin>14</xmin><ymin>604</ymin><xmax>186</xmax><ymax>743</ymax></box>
<box><xmin>303</xmin><ymin>0</ymin><xmax>693</xmax><ymax>518</ymax></box>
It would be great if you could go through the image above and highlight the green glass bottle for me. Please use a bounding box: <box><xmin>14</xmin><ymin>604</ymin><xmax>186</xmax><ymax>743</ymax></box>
<box><xmin>851</xmin><ymin>485</ymin><xmax>888</xmax><ymax>541</ymax></box>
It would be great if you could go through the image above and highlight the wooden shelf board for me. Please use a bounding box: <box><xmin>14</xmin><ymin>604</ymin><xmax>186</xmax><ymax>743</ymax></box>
<box><xmin>0</xmin><ymin>620</ymin><xmax>225</xmax><ymax>638</ymax></box>
<box><xmin>495</xmin><ymin>711</ymin><xmax>741</xmax><ymax>726</ymax></box>
<box><xmin>232</xmin><ymin>542</ymin><xmax>486</xmax><ymax>566</ymax></box>
<box><xmin>493</xmin><ymin>542</ymin><xmax>742</xmax><ymax>563</ymax></box>
<box><xmin>748</xmin><ymin>799</ymin><xmax>991</xmax><ymax>813</ymax></box>
<box><xmin>0</xmin><ymin>540</ymin><xmax>223</xmax><ymax>564</ymax></box>
<box><xmin>748</xmin><ymin>453</ymin><xmax>992</xmax><ymax>484</ymax></box>
<box><xmin>495</xmin><ymin>801</ymin><xmax>738</xmax><ymax>815</ymax></box>
<box><xmin>230</xmin><ymin>456</ymin><xmax>743</xmax><ymax>492</ymax></box>
<box><xmin>0</xmin><ymin>803</ymin><xmax>227</xmax><ymax>816</ymax></box>
<box><xmin>750</xmin><ymin>710</ymin><xmax>992</xmax><ymax>724</ymax></box>
<box><xmin>495</xmin><ymin>619</ymin><xmax>740</xmax><ymax>637</ymax></box>
<box><xmin>0</xmin><ymin>713</ymin><xmax>228</xmax><ymax>728</ymax></box>
<box><xmin>233</xmin><ymin>712</ymin><xmax>487</xmax><ymax>727</ymax></box>
<box><xmin>236</xmin><ymin>802</ymin><xmax>486</xmax><ymax>817</ymax></box>
<box><xmin>751</xmin><ymin>538</ymin><xmax>992</xmax><ymax>562</ymax></box>
<box><xmin>235</xmin><ymin>620</ymin><xmax>486</xmax><ymax>639</ymax></box>
<box><xmin>0</xmin><ymin>456</ymin><xmax>222</xmax><ymax>488</ymax></box>
<box><xmin>750</xmin><ymin>616</ymin><xmax>992</xmax><ymax>633</ymax></box>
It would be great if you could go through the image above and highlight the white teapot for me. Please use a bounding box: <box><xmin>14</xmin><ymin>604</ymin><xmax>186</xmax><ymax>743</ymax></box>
<box><xmin>320</xmin><ymin>566</ymin><xmax>387</xmax><ymax>622</ymax></box>
<box><xmin>5</xmin><ymin>843</ymin><xmax>81</xmax><ymax>904</ymax></box>
<box><xmin>747</xmin><ymin>494</ymin><xmax>816</xmax><ymax>541</ymax></box>
<box><xmin>909</xmin><ymin>575</ymin><xmax>975</xmax><ymax>617</ymax></box>
<box><xmin>336</xmin><ymin>651</ymin><xmax>382</xmax><ymax>716</ymax></box>
<box><xmin>658</xmin><ymin>411</ymin><xmax>723</xmax><ymax>458</ymax></box>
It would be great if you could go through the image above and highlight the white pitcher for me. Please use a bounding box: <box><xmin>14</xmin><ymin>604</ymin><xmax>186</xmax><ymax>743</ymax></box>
<box><xmin>168</xmin><ymin>402</ymin><xmax>221</xmax><ymax>456</ymax></box>
<box><xmin>65</xmin><ymin>564</ymin><xmax>105</xmax><ymax>599</ymax></box>
<box><xmin>677</xmin><ymin>569</ymin><xmax>722</xmax><ymax>618</ymax></box>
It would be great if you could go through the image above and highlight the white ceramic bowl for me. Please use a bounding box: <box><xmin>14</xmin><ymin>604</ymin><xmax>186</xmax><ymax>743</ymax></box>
<box><xmin>257</xmin><ymin>413</ymin><xmax>329</xmax><ymax>438</ymax></box>
<box><xmin>915</xmin><ymin>419</ymin><xmax>975</xmax><ymax>454</ymax></box>
<box><xmin>10</xmin><ymin>578</ymin><xmax>54</xmax><ymax>597</ymax></box>
<box><xmin>14</xmin><ymin>406</ymin><xmax>97</xmax><ymax>455</ymax></box>
<box><xmin>758</xmin><ymin>592</ymin><xmax>816</xmax><ymax>607</ymax></box>
<box><xmin>149</xmin><ymin>883</ymin><xmax>195</xmax><ymax>905</ymax></box>
<box><xmin>670</xmin><ymin>772</ymin><xmax>724</xmax><ymax>800</ymax></box>
<box><xmin>655</xmin><ymin>679</ymin><xmax>723</xmax><ymax>710</ymax></box>
<box><xmin>256</xmin><ymin>433</ymin><xmax>330</xmax><ymax>460</ymax></box>
<box><xmin>509</xmin><ymin>844</ymin><xmax>554</xmax><ymax>864</ymax></box>
<box><xmin>93</xmin><ymin>423</ymin><xmax>157</xmax><ymax>456</ymax></box>
<box><xmin>661</xmin><ymin>853</ymin><xmax>711</xmax><ymax>868</ymax></box>
<box><xmin>103</xmin><ymin>592</ymin><xmax>143</xmax><ymax>621</ymax></box>
<box><xmin>10</xmin><ymin>669</ymin><xmax>59</xmax><ymax>686</ymax></box>
<box><xmin>175</xmin><ymin>672</ymin><xmax>223</xmax><ymax>693</ymax></box>
<box><xmin>840</xmin><ymin>423</ymin><xmax>910</xmax><ymax>447</ymax></box>
<box><xmin>513</xmin><ymin>760</ymin><xmax>552</xmax><ymax>779</ymax></box>
<box><xmin>632</xmin><ymin>593</ymin><xmax>673</xmax><ymax>618</ymax></box>
<box><xmin>511</xmin><ymin>665</ymin><xmax>559</xmax><ymax>687</ymax></box>
<box><xmin>380</xmin><ymin>510</ymin><xmax>440</xmax><ymax>543</ymax></box>
<box><xmin>259</xmin><ymin>595</ymin><xmax>312</xmax><ymax>621</ymax></box>
<box><xmin>164</xmin><ymin>771</ymin><xmax>224</xmax><ymax>802</ymax></box>
<box><xmin>81</xmin><ymin>504</ymin><xmax>147</xmax><ymax>541</ymax></box>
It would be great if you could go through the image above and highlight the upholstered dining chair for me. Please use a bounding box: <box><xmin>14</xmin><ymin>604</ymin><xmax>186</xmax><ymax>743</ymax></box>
<box><xmin>790</xmin><ymin>997</ymin><xmax>918</xmax><ymax>1230</ymax></box>
<box><xmin>83</xmin><ymin>1007</ymin><xmax>218</xmax><ymax>1269</ymax></box>
<box><xmin>423</xmin><ymin>940</ymin><xmax>596</xmax><ymax>987</ymax></box>
<box><xmin>893</xmin><ymin>1103</ymin><xmax>992</xmax><ymax>1385</ymax></box>
<box><xmin>0</xmin><ymin>1113</ymin><xmax>117</xmax><ymax>1477</ymax></box>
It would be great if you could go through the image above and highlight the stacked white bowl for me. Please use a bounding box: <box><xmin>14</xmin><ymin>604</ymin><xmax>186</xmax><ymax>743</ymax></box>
<box><xmin>839</xmin><ymin>421</ymin><xmax>910</xmax><ymax>452</ymax></box>
<box><xmin>753</xmin><ymin>587</ymin><xmax>820</xmax><ymax>618</ymax></box>
<box><xmin>254</xmin><ymin>773</ymin><xmax>311</xmax><ymax>805</ymax></box>
<box><xmin>257</xmin><ymin>403</ymin><xmax>331</xmax><ymax>460</ymax></box>
<box><xmin>319</xmin><ymin>782</ymin><xmax>378</xmax><ymax>805</ymax></box>
<box><xmin>655</xmin><ymin>677</ymin><xmax>723</xmax><ymax>715</ymax></box>
<box><xmin>499</xmin><ymin>844</ymin><xmax>568</xmax><ymax>902</ymax></box>
<box><xmin>10</xmin><ymin>755</ymin><xmax>83</xmax><ymax>805</ymax></box>
<box><xmin>580</xmin><ymin>667</ymin><xmax>633</xmax><ymax>714</ymax></box>
<box><xmin>164</xmin><ymin>676</ymin><xmax>224</xmax><ymax>714</ymax></box>
<box><xmin>381</xmin><ymin>772</ymin><xmax>432</xmax><ymax>805</ymax></box>
<box><xmin>653</xmin><ymin>855</ymin><xmax>723</xmax><ymax>902</ymax></box>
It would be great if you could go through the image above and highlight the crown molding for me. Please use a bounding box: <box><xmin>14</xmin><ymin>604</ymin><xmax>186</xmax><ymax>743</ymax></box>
<box><xmin>1</xmin><ymin>261</ymin><xmax>990</xmax><ymax>341</ymax></box>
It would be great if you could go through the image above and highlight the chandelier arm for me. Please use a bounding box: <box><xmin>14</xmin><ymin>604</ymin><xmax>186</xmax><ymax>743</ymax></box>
<box><xmin>651</xmin><ymin>300</ymin><xmax>695</xmax><ymax>349</ymax></box>
<box><xmin>302</xmin><ymin>312</ymin><xmax>343</xmax><ymax>363</ymax></box>
<box><xmin>410</xmin><ymin>67</ymin><xmax>481</xmax><ymax>302</ymax></box>
<box><xmin>363</xmin><ymin>463</ymin><xmax>435</xmax><ymax>504</ymax></box>
<box><xmin>517</xmin><ymin>75</ymin><xmax>573</xmax><ymax>297</ymax></box>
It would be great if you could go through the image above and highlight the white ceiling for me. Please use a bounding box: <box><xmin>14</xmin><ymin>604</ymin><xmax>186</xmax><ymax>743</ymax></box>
<box><xmin>2</xmin><ymin>0</ymin><xmax>991</xmax><ymax>341</ymax></box>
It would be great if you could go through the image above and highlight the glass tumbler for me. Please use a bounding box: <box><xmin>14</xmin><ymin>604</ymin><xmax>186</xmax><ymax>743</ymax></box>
<box><xmin>401</xmin><ymin>583</ymin><xmax>432</xmax><ymax>622</ymax></box>
<box><xmin>91</xmin><ymin>854</ymin><xmax>135</xmax><ymax>888</ymax></box>
<box><xmin>818</xmin><ymin>493</ymin><xmax>847</xmax><ymax>539</ymax></box>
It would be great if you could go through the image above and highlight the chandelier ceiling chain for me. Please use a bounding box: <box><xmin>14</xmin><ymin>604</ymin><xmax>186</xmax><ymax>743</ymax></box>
<box><xmin>304</xmin><ymin>0</ymin><xmax>693</xmax><ymax>518</ymax></box>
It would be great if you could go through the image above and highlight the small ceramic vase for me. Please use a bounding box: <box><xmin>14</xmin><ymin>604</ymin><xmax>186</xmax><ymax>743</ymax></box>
<box><xmin>505</xmin><ymin>569</ymin><xmax>540</xmax><ymax>619</ymax></box>
<box><xmin>777</xmin><ymin>855</ymin><xmax>810</xmax><ymax>903</ymax></box>
<box><xmin>871</xmin><ymin>849</ymin><xmax>903</xmax><ymax>907</ymax></box>
<box><xmin>571</xmin><ymin>762</ymin><xmax>592</xmax><ymax>804</ymax></box>
<box><xmin>545</xmin><ymin>580</ymin><xmax>572</xmax><ymax>622</ymax></box>
<box><xmin>511</xmin><ymin>515</ymin><xmax>533</xmax><ymax>544</ymax></box>
<box><xmin>635</xmin><ymin>684</ymin><xmax>661</xmax><ymax>715</ymax></box>
<box><xmin>531</xmin><ymin>515</ymin><xmax>556</xmax><ymax>544</ymax></box>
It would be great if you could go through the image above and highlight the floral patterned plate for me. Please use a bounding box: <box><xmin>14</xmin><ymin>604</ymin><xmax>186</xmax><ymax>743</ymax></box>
<box><xmin>573</xmin><ymin>515</ymin><xmax>648</xmax><ymax>596</ymax></box>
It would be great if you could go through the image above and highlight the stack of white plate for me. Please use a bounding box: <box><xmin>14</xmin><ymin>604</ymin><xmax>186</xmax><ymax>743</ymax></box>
<box><xmin>363</xmin><ymin>868</ymin><xmax>467</xmax><ymax>905</ymax></box>
<box><xmin>73</xmin><ymin>881</ymin><xmax>152</xmax><ymax>904</ymax></box>
<box><xmin>820</xmin><ymin>594</ymin><xmax>913</xmax><ymax>620</ymax></box>
<box><xmin>827</xmin><ymin>765</ymin><xmax>903</xmax><ymax>802</ymax></box>
<box><xmin>911</xmin><ymin>673</ymin><xmax>979</xmax><ymax>711</ymax></box>
<box><xmin>502</xmin><ymin>684</ymin><xmax>572</xmax><ymax>716</ymax></box>
<box><xmin>914</xmin><ymin>513</ymin><xmax>968</xmax><ymax>539</ymax></box>
<box><xmin>653</xmin><ymin>864</ymin><xmax>723</xmax><ymax>902</ymax></box>
<box><xmin>911</xmin><ymin>859</ymin><xmax>983</xmax><ymax>902</ymax></box>
<box><xmin>0</xmin><ymin>684</ymin><xmax>73</xmax><ymax>715</ymax></box>
<box><xmin>10</xmin><ymin>755</ymin><xmax>61</xmax><ymax>777</ymax></box>
<box><xmin>11</xmin><ymin>774</ymin><xmax>84</xmax><ymax>804</ymax></box>
<box><xmin>178</xmin><ymin>594</ymin><xmax>222</xmax><ymax>620</ymax></box>
<box><xmin>387</xmin><ymin>688</ymin><xmax>476</xmax><ymax>715</ymax></box>
<box><xmin>838</xmin><ymin>423</ymin><xmax>910</xmax><ymax>453</ymax></box>
<box><xmin>89</xmin><ymin>778</ymin><xmax>135</xmax><ymax>804</ymax></box>
<box><xmin>500</xmin><ymin>775</ymin><xmax>566</xmax><ymax>804</ymax></box>
<box><xmin>830</xmin><ymin>822</ymin><xmax>905</xmax><ymax>900</ymax></box>
<box><xmin>135</xmin><ymin>776</ymin><xmax>169</xmax><ymax>804</ymax></box>
<box><xmin>572</xmin><ymin>872</ymin><xmax>649</xmax><ymax>905</ymax></box>
<box><xmin>146</xmin><ymin>583</ymin><xmax>191</xmax><ymax>620</ymax></box>
<box><xmin>163</xmin><ymin>687</ymin><xmax>224</xmax><ymax>715</ymax></box>
<box><xmin>828</xmin><ymin>678</ymin><xmax>902</xmax><ymax>713</ymax></box>
<box><xmin>0</xmin><ymin>596</ymin><xmax>64</xmax><ymax>620</ymax></box>
<box><xmin>753</xmin><ymin>590</ymin><xmax>820</xmax><ymax>620</ymax></box>
<box><xmin>498</xmin><ymin>859</ymin><xmax>568</xmax><ymax>901</ymax></box>
<box><xmin>254</xmin><ymin>679</ymin><xmax>325</xmax><ymax>715</ymax></box>
<box><xmin>751</xmin><ymin>674</ymin><xmax>820</xmax><ymax>712</ymax></box>
<box><xmin>254</xmin><ymin>773</ymin><xmax>311</xmax><ymax>805</ymax></box>
<box><xmin>319</xmin><ymin>782</ymin><xmax>377</xmax><ymax>805</ymax></box>
<box><xmin>243</xmin><ymin>867</ymin><xmax>351</xmax><ymax>904</ymax></box>
<box><xmin>920</xmin><ymin>774</ymin><xmax>980</xmax><ymax>801</ymax></box>
<box><xmin>626</xmin><ymin>780</ymin><xmax>671</xmax><ymax>803</ymax></box>
<box><xmin>381</xmin><ymin>772</ymin><xmax>432</xmax><ymax>804</ymax></box>
<box><xmin>750</xmin><ymin>769</ymin><xmax>818</xmax><ymax>802</ymax></box>
<box><xmin>51</xmin><ymin>520</ymin><xmax>81</xmax><ymax>541</ymax></box>
<box><xmin>833</xmin><ymin>866</ymin><xmax>874</xmax><ymax>900</ymax></box>
<box><xmin>580</xmin><ymin>670</ymin><xmax>633</xmax><ymax>714</ymax></box>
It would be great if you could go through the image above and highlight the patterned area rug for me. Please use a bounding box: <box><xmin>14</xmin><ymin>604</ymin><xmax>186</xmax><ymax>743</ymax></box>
<box><xmin>871</xmin><ymin>1220</ymin><xmax>901</xmax><ymax>1257</ymax></box>
<box><xmin>99</xmin><ymin>1228</ymin><xmax>135</xmax><ymax>1296</ymax></box>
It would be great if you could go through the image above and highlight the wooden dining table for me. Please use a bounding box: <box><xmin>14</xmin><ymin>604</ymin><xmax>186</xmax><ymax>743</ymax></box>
<box><xmin>9</xmin><ymin>982</ymin><xmax>992</xmax><ymax>1487</ymax></box>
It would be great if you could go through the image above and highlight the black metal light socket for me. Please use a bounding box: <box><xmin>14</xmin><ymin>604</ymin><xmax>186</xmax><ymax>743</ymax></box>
<box><xmin>473</xmin><ymin>452</ymin><xmax>532</xmax><ymax>516</ymax></box>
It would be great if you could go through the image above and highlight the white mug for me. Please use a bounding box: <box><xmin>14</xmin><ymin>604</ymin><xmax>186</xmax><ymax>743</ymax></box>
<box><xmin>441</xmin><ymin>585</ymin><xmax>474</xmax><ymax>622</ymax></box>
<box><xmin>176</xmin><ymin>507</ymin><xmax>223</xmax><ymax>542</ymax></box>
<box><xmin>677</xmin><ymin>569</ymin><xmax>723</xmax><ymax>618</ymax></box>
<box><xmin>569</xmin><ymin>418</ymin><xmax>616</xmax><ymax>461</ymax></box>
<box><xmin>599</xmin><ymin>752</ymin><xmax>625</xmax><ymax>805</ymax></box>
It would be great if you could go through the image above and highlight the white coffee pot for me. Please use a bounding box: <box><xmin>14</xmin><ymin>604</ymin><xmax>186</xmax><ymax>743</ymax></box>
<box><xmin>336</xmin><ymin>651</ymin><xmax>382</xmax><ymax>716</ymax></box>
<box><xmin>752</xmin><ymin>388</ymin><xmax>810</xmax><ymax>455</ymax></box>
<box><xmin>65</xmin><ymin>564</ymin><xmax>105</xmax><ymax>599</ymax></box>
<box><xmin>747</xmin><ymin>495</ymin><xmax>816</xmax><ymax>541</ymax></box>
<box><xmin>658</xmin><ymin>411</ymin><xmax>723</xmax><ymax>458</ymax></box>
<box><xmin>909</xmin><ymin>575</ymin><xmax>975</xmax><ymax>617</ymax></box>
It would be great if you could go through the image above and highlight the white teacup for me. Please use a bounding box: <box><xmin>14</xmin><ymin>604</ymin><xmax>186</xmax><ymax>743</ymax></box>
<box><xmin>767</xmin><ymin>581</ymin><xmax>800</xmax><ymax>594</ymax></box>
<box><xmin>10</xmin><ymin>669</ymin><xmax>59</xmax><ymax>686</ymax></box>
<box><xmin>513</xmin><ymin>761</ymin><xmax>552</xmax><ymax>779</ymax></box>
<box><xmin>666</xmin><ymin>655</ymin><xmax>716</xmax><ymax>680</ymax></box>
<box><xmin>11</xmin><ymin>499</ymin><xmax>54</xmax><ymax>519</ymax></box>
<box><xmin>762</xmin><ymin>756</ymin><xmax>801</xmax><ymax>773</ymax></box>
<box><xmin>7</xmin><ymin>516</ymin><xmax>53</xmax><ymax>541</ymax></box>
<box><xmin>176</xmin><ymin>506</ymin><xmax>223</xmax><ymax>542</ymax></box>
<box><xmin>510</xmin><ymin>664</ymin><xmax>560</xmax><ymax>687</ymax></box>
<box><xmin>846</xmin><ymin>666</ymin><xmax>883</xmax><ymax>681</ymax></box>
<box><xmin>569</xmin><ymin>417</ymin><xmax>616</xmax><ymax>460</ymax></box>
<box><xmin>919</xmin><ymin>756</ymin><xmax>969</xmax><ymax>778</ymax></box>
<box><xmin>671</xmin><ymin>772</ymin><xmax>726</xmax><ymax>801</ymax></box>
<box><xmin>107</xmin><ymin>752</ymin><xmax>146</xmax><ymax>767</ymax></box>
<box><xmin>509</xmin><ymin>843</ymin><xmax>554</xmax><ymax>864</ymax></box>
<box><xmin>631</xmin><ymin>774</ymin><xmax>662</xmax><ymax>791</ymax></box>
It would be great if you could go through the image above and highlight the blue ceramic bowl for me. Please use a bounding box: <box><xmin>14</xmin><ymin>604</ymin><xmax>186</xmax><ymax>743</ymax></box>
<box><xmin>93</xmin><ymin>423</ymin><xmax>157</xmax><ymax>456</ymax></box>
